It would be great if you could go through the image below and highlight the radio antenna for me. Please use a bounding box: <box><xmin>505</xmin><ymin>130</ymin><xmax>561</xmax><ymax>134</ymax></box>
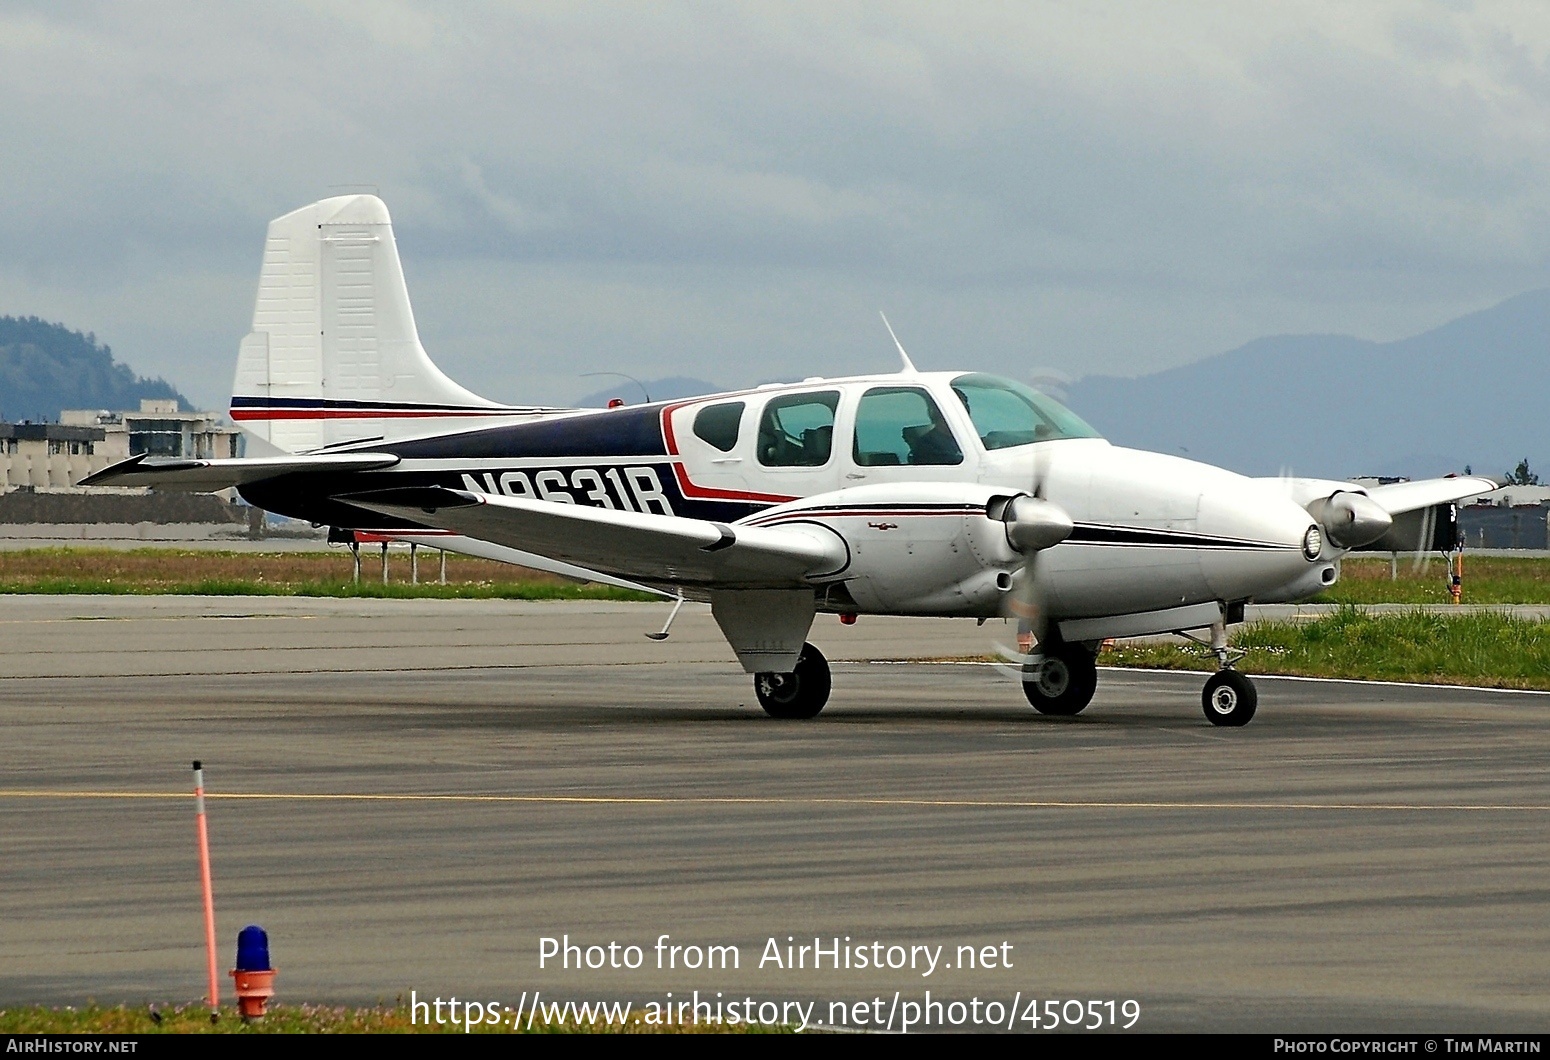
<box><xmin>879</xmin><ymin>311</ymin><xmax>918</xmax><ymax>373</ymax></box>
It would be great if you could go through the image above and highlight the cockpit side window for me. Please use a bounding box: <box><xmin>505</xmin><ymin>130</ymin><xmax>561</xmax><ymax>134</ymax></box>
<box><xmin>692</xmin><ymin>401</ymin><xmax>744</xmax><ymax>452</ymax></box>
<box><xmin>853</xmin><ymin>387</ymin><xmax>963</xmax><ymax>466</ymax></box>
<box><xmin>950</xmin><ymin>374</ymin><xmax>1102</xmax><ymax>450</ymax></box>
<box><xmin>757</xmin><ymin>391</ymin><xmax>840</xmax><ymax>467</ymax></box>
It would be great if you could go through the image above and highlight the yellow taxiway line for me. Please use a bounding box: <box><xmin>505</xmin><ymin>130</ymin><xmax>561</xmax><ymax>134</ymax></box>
<box><xmin>0</xmin><ymin>790</ymin><xmax>1545</xmax><ymax>812</ymax></box>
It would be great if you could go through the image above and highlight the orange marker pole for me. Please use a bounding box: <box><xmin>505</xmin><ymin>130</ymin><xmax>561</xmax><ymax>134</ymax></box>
<box><xmin>193</xmin><ymin>761</ymin><xmax>219</xmax><ymax>1016</ymax></box>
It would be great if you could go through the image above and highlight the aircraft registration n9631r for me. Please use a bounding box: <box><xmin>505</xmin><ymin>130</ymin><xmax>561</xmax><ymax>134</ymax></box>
<box><xmin>85</xmin><ymin>195</ymin><xmax>1502</xmax><ymax>726</ymax></box>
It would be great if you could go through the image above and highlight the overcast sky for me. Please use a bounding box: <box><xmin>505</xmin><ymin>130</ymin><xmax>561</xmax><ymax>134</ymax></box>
<box><xmin>5</xmin><ymin>1</ymin><xmax>1550</xmax><ymax>409</ymax></box>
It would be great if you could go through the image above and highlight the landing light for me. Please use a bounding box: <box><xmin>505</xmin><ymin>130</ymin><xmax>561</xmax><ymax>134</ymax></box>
<box><xmin>1302</xmin><ymin>525</ymin><xmax>1322</xmax><ymax>560</ymax></box>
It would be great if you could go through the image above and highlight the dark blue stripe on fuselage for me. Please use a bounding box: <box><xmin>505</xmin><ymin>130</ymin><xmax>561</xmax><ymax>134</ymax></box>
<box><xmin>239</xmin><ymin>458</ymin><xmax>766</xmax><ymax>530</ymax></box>
<box><xmin>375</xmin><ymin>404</ymin><xmax>671</xmax><ymax>460</ymax></box>
<box><xmin>231</xmin><ymin>396</ymin><xmax>534</xmax><ymax>412</ymax></box>
<box><xmin>1067</xmin><ymin>524</ymin><xmax>1294</xmax><ymax>550</ymax></box>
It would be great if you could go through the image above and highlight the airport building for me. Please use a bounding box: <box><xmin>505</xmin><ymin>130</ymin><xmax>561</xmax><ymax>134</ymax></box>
<box><xmin>1</xmin><ymin>400</ymin><xmax>243</xmax><ymax>494</ymax></box>
<box><xmin>0</xmin><ymin>401</ymin><xmax>262</xmax><ymax>539</ymax></box>
<box><xmin>1460</xmin><ymin>484</ymin><xmax>1550</xmax><ymax>550</ymax></box>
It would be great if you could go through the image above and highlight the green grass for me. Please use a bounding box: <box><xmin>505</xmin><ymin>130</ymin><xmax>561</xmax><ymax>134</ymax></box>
<box><xmin>1106</xmin><ymin>606</ymin><xmax>1550</xmax><ymax>690</ymax></box>
<box><xmin>0</xmin><ymin>548</ymin><xmax>657</xmax><ymax>601</ymax></box>
<box><xmin>2</xmin><ymin>550</ymin><xmax>1546</xmax><ymax>606</ymax></box>
<box><xmin>0</xmin><ymin>576</ymin><xmax>655</xmax><ymax>601</ymax></box>
<box><xmin>1314</xmin><ymin>555</ymin><xmax>1550</xmax><ymax>605</ymax></box>
<box><xmin>0</xmin><ymin>1002</ymin><xmax>773</xmax><ymax>1034</ymax></box>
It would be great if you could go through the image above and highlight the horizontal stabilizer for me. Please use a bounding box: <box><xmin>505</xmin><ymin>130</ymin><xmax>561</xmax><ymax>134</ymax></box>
<box><xmin>344</xmin><ymin>488</ymin><xmax>849</xmax><ymax>589</ymax></box>
<box><xmin>81</xmin><ymin>452</ymin><xmax>400</xmax><ymax>492</ymax></box>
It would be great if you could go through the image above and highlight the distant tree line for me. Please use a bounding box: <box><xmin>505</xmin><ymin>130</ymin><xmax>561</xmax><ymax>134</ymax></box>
<box><xmin>1504</xmin><ymin>459</ymin><xmax>1540</xmax><ymax>486</ymax></box>
<box><xmin>0</xmin><ymin>315</ymin><xmax>188</xmax><ymax>422</ymax></box>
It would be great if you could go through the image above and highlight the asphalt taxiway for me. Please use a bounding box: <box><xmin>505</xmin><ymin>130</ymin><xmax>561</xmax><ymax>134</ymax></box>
<box><xmin>2</xmin><ymin>596</ymin><xmax>1547</xmax><ymax>1032</ymax></box>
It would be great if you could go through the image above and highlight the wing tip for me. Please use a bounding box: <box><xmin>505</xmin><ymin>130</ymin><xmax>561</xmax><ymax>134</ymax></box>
<box><xmin>78</xmin><ymin>453</ymin><xmax>152</xmax><ymax>487</ymax></box>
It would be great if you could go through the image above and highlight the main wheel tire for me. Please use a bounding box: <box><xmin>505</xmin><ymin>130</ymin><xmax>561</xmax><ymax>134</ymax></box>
<box><xmin>1202</xmin><ymin>669</ymin><xmax>1257</xmax><ymax>726</ymax></box>
<box><xmin>1021</xmin><ymin>641</ymin><xmax>1098</xmax><ymax>716</ymax></box>
<box><xmin>755</xmin><ymin>642</ymin><xmax>831</xmax><ymax>719</ymax></box>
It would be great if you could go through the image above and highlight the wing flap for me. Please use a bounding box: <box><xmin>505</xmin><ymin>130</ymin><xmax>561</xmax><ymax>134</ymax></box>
<box><xmin>344</xmin><ymin>487</ymin><xmax>848</xmax><ymax>588</ymax></box>
<box><xmin>80</xmin><ymin>452</ymin><xmax>401</xmax><ymax>491</ymax></box>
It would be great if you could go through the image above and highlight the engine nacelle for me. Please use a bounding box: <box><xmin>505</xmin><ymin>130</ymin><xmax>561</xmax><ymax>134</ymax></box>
<box><xmin>742</xmin><ymin>481</ymin><xmax>1023</xmax><ymax>616</ymax></box>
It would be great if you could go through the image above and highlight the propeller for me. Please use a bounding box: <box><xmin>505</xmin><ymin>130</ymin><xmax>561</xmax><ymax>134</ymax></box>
<box><xmin>991</xmin><ymin>445</ymin><xmax>1073</xmax><ymax>671</ymax></box>
<box><xmin>1410</xmin><ymin>503</ymin><xmax>1438</xmax><ymax>576</ymax></box>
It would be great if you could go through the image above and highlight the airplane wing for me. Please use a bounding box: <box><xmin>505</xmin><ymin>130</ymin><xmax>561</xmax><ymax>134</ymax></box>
<box><xmin>80</xmin><ymin>452</ymin><xmax>400</xmax><ymax>491</ymax></box>
<box><xmin>1362</xmin><ymin>475</ymin><xmax>1501</xmax><ymax>515</ymax></box>
<box><xmin>344</xmin><ymin>487</ymin><xmax>849</xmax><ymax>588</ymax></box>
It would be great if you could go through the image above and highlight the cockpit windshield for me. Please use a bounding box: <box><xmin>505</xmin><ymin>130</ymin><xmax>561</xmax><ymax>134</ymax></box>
<box><xmin>950</xmin><ymin>374</ymin><xmax>1102</xmax><ymax>450</ymax></box>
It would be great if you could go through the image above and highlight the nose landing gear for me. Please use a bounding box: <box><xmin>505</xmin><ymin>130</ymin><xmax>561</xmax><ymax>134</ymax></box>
<box><xmin>1200</xmin><ymin>618</ymin><xmax>1256</xmax><ymax>726</ymax></box>
<box><xmin>1202</xmin><ymin>669</ymin><xmax>1257</xmax><ymax>726</ymax></box>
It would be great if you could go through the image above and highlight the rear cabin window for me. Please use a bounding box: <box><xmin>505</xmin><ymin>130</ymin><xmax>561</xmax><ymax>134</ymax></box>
<box><xmin>853</xmin><ymin>386</ymin><xmax>963</xmax><ymax>466</ymax></box>
<box><xmin>757</xmin><ymin>391</ymin><xmax>840</xmax><ymax>467</ymax></box>
<box><xmin>692</xmin><ymin>402</ymin><xmax>744</xmax><ymax>452</ymax></box>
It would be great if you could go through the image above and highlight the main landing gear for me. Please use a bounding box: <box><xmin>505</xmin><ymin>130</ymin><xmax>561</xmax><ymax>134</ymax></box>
<box><xmin>1200</xmin><ymin>620</ymin><xmax>1256</xmax><ymax>726</ymax></box>
<box><xmin>1021</xmin><ymin>634</ymin><xmax>1098</xmax><ymax>716</ymax></box>
<box><xmin>754</xmin><ymin>642</ymin><xmax>831</xmax><ymax>719</ymax></box>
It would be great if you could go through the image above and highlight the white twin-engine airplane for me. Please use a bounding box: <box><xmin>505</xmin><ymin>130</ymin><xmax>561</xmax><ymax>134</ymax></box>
<box><xmin>86</xmin><ymin>195</ymin><xmax>1499</xmax><ymax>726</ymax></box>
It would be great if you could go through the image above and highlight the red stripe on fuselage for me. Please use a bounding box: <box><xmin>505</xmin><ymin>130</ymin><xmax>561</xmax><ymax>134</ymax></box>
<box><xmin>669</xmin><ymin>462</ymin><xmax>796</xmax><ymax>504</ymax></box>
<box><xmin>660</xmin><ymin>401</ymin><xmax>796</xmax><ymax>504</ymax></box>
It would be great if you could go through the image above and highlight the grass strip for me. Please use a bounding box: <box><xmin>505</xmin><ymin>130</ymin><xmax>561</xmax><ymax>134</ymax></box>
<box><xmin>0</xmin><ymin>576</ymin><xmax>654</xmax><ymax>601</ymax></box>
<box><xmin>0</xmin><ymin>1002</ymin><xmax>776</xmax><ymax>1034</ymax></box>
<box><xmin>0</xmin><ymin>548</ymin><xmax>655</xmax><ymax>601</ymax></box>
<box><xmin>1107</xmin><ymin>607</ymin><xmax>1550</xmax><ymax>691</ymax></box>
<box><xmin>1314</xmin><ymin>555</ymin><xmax>1550</xmax><ymax>605</ymax></box>
<box><xmin>1</xmin><ymin>550</ymin><xmax>1546</xmax><ymax>604</ymax></box>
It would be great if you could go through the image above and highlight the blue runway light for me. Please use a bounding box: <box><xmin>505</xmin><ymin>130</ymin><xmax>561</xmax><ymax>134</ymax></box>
<box><xmin>236</xmin><ymin>925</ymin><xmax>271</xmax><ymax>972</ymax></box>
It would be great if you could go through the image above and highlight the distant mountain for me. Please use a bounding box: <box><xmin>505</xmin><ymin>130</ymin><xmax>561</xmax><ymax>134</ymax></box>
<box><xmin>574</xmin><ymin>376</ymin><xmax>721</xmax><ymax>408</ymax></box>
<box><xmin>1064</xmin><ymin>290</ymin><xmax>1550</xmax><ymax>479</ymax></box>
<box><xmin>0</xmin><ymin>316</ymin><xmax>188</xmax><ymax>422</ymax></box>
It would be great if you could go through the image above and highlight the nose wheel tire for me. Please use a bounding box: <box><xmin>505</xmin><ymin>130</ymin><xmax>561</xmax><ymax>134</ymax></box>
<box><xmin>1022</xmin><ymin>641</ymin><xmax>1098</xmax><ymax>716</ymax></box>
<box><xmin>1202</xmin><ymin>669</ymin><xmax>1257</xmax><ymax>726</ymax></box>
<box><xmin>755</xmin><ymin>642</ymin><xmax>831</xmax><ymax>719</ymax></box>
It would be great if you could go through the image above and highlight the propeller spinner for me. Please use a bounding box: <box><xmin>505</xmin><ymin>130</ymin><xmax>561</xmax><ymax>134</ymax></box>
<box><xmin>1305</xmin><ymin>491</ymin><xmax>1392</xmax><ymax>550</ymax></box>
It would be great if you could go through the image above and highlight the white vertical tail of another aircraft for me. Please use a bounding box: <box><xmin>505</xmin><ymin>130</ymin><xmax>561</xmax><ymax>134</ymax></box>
<box><xmin>231</xmin><ymin>194</ymin><xmax>542</xmax><ymax>453</ymax></box>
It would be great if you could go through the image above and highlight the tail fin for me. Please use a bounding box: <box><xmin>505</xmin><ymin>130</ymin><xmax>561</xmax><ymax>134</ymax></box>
<box><xmin>231</xmin><ymin>195</ymin><xmax>538</xmax><ymax>453</ymax></box>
